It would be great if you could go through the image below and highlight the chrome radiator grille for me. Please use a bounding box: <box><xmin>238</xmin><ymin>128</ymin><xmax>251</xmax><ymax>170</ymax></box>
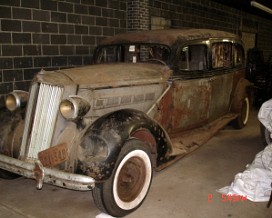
<box><xmin>20</xmin><ymin>83</ymin><xmax>63</xmax><ymax>160</ymax></box>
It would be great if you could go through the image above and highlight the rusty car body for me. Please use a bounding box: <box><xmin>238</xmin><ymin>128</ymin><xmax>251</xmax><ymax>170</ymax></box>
<box><xmin>0</xmin><ymin>29</ymin><xmax>250</xmax><ymax>217</ymax></box>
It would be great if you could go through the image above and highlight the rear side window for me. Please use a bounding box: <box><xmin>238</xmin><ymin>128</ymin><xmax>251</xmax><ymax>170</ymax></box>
<box><xmin>211</xmin><ymin>42</ymin><xmax>232</xmax><ymax>69</ymax></box>
<box><xmin>179</xmin><ymin>45</ymin><xmax>207</xmax><ymax>71</ymax></box>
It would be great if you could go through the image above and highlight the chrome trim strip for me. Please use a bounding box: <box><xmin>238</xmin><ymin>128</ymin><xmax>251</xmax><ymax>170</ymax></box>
<box><xmin>20</xmin><ymin>83</ymin><xmax>39</xmax><ymax>157</ymax></box>
<box><xmin>146</xmin><ymin>83</ymin><xmax>172</xmax><ymax>115</ymax></box>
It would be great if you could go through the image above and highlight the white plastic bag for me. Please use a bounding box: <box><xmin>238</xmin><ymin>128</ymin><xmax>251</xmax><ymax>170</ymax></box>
<box><xmin>218</xmin><ymin>145</ymin><xmax>272</xmax><ymax>202</ymax></box>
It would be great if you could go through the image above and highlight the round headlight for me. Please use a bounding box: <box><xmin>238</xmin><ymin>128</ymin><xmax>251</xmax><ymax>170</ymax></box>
<box><xmin>60</xmin><ymin>99</ymin><xmax>76</xmax><ymax>120</ymax></box>
<box><xmin>5</xmin><ymin>91</ymin><xmax>28</xmax><ymax>112</ymax></box>
<box><xmin>59</xmin><ymin>96</ymin><xmax>90</xmax><ymax>120</ymax></box>
<box><xmin>6</xmin><ymin>94</ymin><xmax>19</xmax><ymax>111</ymax></box>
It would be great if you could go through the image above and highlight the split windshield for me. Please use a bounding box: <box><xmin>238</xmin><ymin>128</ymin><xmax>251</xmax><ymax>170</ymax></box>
<box><xmin>94</xmin><ymin>44</ymin><xmax>170</xmax><ymax>64</ymax></box>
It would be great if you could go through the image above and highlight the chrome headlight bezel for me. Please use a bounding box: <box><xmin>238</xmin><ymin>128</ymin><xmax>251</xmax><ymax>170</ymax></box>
<box><xmin>5</xmin><ymin>91</ymin><xmax>29</xmax><ymax>112</ymax></box>
<box><xmin>59</xmin><ymin>96</ymin><xmax>91</xmax><ymax>120</ymax></box>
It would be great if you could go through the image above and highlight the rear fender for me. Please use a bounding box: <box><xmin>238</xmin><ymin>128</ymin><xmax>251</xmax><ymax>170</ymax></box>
<box><xmin>77</xmin><ymin>109</ymin><xmax>172</xmax><ymax>181</ymax></box>
<box><xmin>231</xmin><ymin>78</ymin><xmax>251</xmax><ymax>113</ymax></box>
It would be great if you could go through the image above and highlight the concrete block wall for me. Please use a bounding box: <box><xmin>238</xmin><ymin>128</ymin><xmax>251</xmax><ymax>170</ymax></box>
<box><xmin>257</xmin><ymin>20</ymin><xmax>272</xmax><ymax>61</ymax></box>
<box><xmin>149</xmin><ymin>0</ymin><xmax>272</xmax><ymax>60</ymax></box>
<box><xmin>151</xmin><ymin>17</ymin><xmax>171</xmax><ymax>30</ymax></box>
<box><xmin>149</xmin><ymin>0</ymin><xmax>241</xmax><ymax>34</ymax></box>
<box><xmin>128</xmin><ymin>0</ymin><xmax>149</xmax><ymax>31</ymax></box>
<box><xmin>0</xmin><ymin>0</ymin><xmax>127</xmax><ymax>106</ymax></box>
<box><xmin>1</xmin><ymin>0</ymin><xmax>272</xmax><ymax>108</ymax></box>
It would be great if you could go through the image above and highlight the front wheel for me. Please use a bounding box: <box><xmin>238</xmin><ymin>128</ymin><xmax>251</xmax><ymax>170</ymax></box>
<box><xmin>232</xmin><ymin>96</ymin><xmax>250</xmax><ymax>129</ymax></box>
<box><xmin>92</xmin><ymin>139</ymin><xmax>153</xmax><ymax>217</ymax></box>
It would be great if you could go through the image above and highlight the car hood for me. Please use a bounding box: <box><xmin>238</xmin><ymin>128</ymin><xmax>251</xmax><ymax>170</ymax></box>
<box><xmin>35</xmin><ymin>63</ymin><xmax>172</xmax><ymax>89</ymax></box>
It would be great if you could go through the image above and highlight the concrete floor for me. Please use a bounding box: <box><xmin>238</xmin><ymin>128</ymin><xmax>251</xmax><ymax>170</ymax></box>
<box><xmin>0</xmin><ymin>109</ymin><xmax>271</xmax><ymax>218</ymax></box>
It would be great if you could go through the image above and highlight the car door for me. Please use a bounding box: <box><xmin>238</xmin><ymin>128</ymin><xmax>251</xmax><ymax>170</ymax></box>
<box><xmin>163</xmin><ymin>44</ymin><xmax>211</xmax><ymax>133</ymax></box>
<box><xmin>208</xmin><ymin>41</ymin><xmax>234</xmax><ymax>121</ymax></box>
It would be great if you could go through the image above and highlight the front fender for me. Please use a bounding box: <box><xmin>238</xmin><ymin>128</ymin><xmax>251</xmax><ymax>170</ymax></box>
<box><xmin>0</xmin><ymin>109</ymin><xmax>23</xmax><ymax>158</ymax></box>
<box><xmin>76</xmin><ymin>109</ymin><xmax>172</xmax><ymax>181</ymax></box>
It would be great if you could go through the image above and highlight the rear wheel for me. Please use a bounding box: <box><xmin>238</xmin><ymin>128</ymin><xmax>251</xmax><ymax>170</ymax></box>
<box><xmin>92</xmin><ymin>139</ymin><xmax>153</xmax><ymax>217</ymax></box>
<box><xmin>232</xmin><ymin>96</ymin><xmax>250</xmax><ymax>129</ymax></box>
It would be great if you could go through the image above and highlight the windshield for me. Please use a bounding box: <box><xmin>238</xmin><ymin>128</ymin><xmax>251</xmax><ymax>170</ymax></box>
<box><xmin>94</xmin><ymin>44</ymin><xmax>170</xmax><ymax>64</ymax></box>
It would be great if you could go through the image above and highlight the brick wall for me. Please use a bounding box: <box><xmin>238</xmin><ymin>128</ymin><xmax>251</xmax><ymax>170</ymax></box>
<box><xmin>127</xmin><ymin>0</ymin><xmax>149</xmax><ymax>31</ymax></box>
<box><xmin>149</xmin><ymin>0</ymin><xmax>241</xmax><ymax>34</ymax></box>
<box><xmin>0</xmin><ymin>0</ymin><xmax>127</xmax><ymax>107</ymax></box>
<box><xmin>149</xmin><ymin>0</ymin><xmax>272</xmax><ymax>60</ymax></box>
<box><xmin>1</xmin><ymin>0</ymin><xmax>272</xmax><ymax>108</ymax></box>
<box><xmin>257</xmin><ymin>19</ymin><xmax>272</xmax><ymax>60</ymax></box>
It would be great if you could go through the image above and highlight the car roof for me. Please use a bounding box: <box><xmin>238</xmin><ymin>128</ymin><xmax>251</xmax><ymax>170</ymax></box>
<box><xmin>99</xmin><ymin>28</ymin><xmax>240</xmax><ymax>47</ymax></box>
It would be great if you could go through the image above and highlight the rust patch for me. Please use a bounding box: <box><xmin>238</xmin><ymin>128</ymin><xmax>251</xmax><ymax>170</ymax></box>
<box><xmin>131</xmin><ymin>129</ymin><xmax>156</xmax><ymax>153</ymax></box>
<box><xmin>168</xmin><ymin>113</ymin><xmax>237</xmax><ymax>157</ymax></box>
<box><xmin>154</xmin><ymin>86</ymin><xmax>174</xmax><ymax>130</ymax></box>
<box><xmin>169</xmin><ymin>80</ymin><xmax>211</xmax><ymax>132</ymax></box>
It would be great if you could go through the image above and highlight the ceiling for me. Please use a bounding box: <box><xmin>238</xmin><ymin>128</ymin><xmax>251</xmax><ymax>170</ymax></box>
<box><xmin>211</xmin><ymin>0</ymin><xmax>272</xmax><ymax>19</ymax></box>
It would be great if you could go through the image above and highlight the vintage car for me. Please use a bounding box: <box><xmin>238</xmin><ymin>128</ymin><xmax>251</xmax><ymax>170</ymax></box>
<box><xmin>0</xmin><ymin>29</ymin><xmax>250</xmax><ymax>217</ymax></box>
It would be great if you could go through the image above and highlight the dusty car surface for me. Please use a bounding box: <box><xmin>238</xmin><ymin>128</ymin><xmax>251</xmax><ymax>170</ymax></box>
<box><xmin>0</xmin><ymin>29</ymin><xmax>250</xmax><ymax>217</ymax></box>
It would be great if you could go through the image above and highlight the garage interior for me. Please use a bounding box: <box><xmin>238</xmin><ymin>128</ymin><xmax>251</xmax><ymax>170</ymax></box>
<box><xmin>0</xmin><ymin>112</ymin><xmax>270</xmax><ymax>217</ymax></box>
<box><xmin>0</xmin><ymin>0</ymin><xmax>272</xmax><ymax>218</ymax></box>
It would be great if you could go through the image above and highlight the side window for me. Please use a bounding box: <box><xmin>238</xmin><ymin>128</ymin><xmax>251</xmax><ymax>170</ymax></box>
<box><xmin>233</xmin><ymin>44</ymin><xmax>244</xmax><ymax>66</ymax></box>
<box><xmin>179</xmin><ymin>45</ymin><xmax>207</xmax><ymax>71</ymax></box>
<box><xmin>212</xmin><ymin>42</ymin><xmax>232</xmax><ymax>69</ymax></box>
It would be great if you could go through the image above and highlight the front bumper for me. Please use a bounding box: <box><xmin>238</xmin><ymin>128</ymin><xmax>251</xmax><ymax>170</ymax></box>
<box><xmin>0</xmin><ymin>154</ymin><xmax>95</xmax><ymax>191</ymax></box>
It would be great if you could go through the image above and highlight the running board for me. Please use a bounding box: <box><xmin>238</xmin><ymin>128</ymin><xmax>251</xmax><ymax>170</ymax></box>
<box><xmin>167</xmin><ymin>114</ymin><xmax>237</xmax><ymax>157</ymax></box>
